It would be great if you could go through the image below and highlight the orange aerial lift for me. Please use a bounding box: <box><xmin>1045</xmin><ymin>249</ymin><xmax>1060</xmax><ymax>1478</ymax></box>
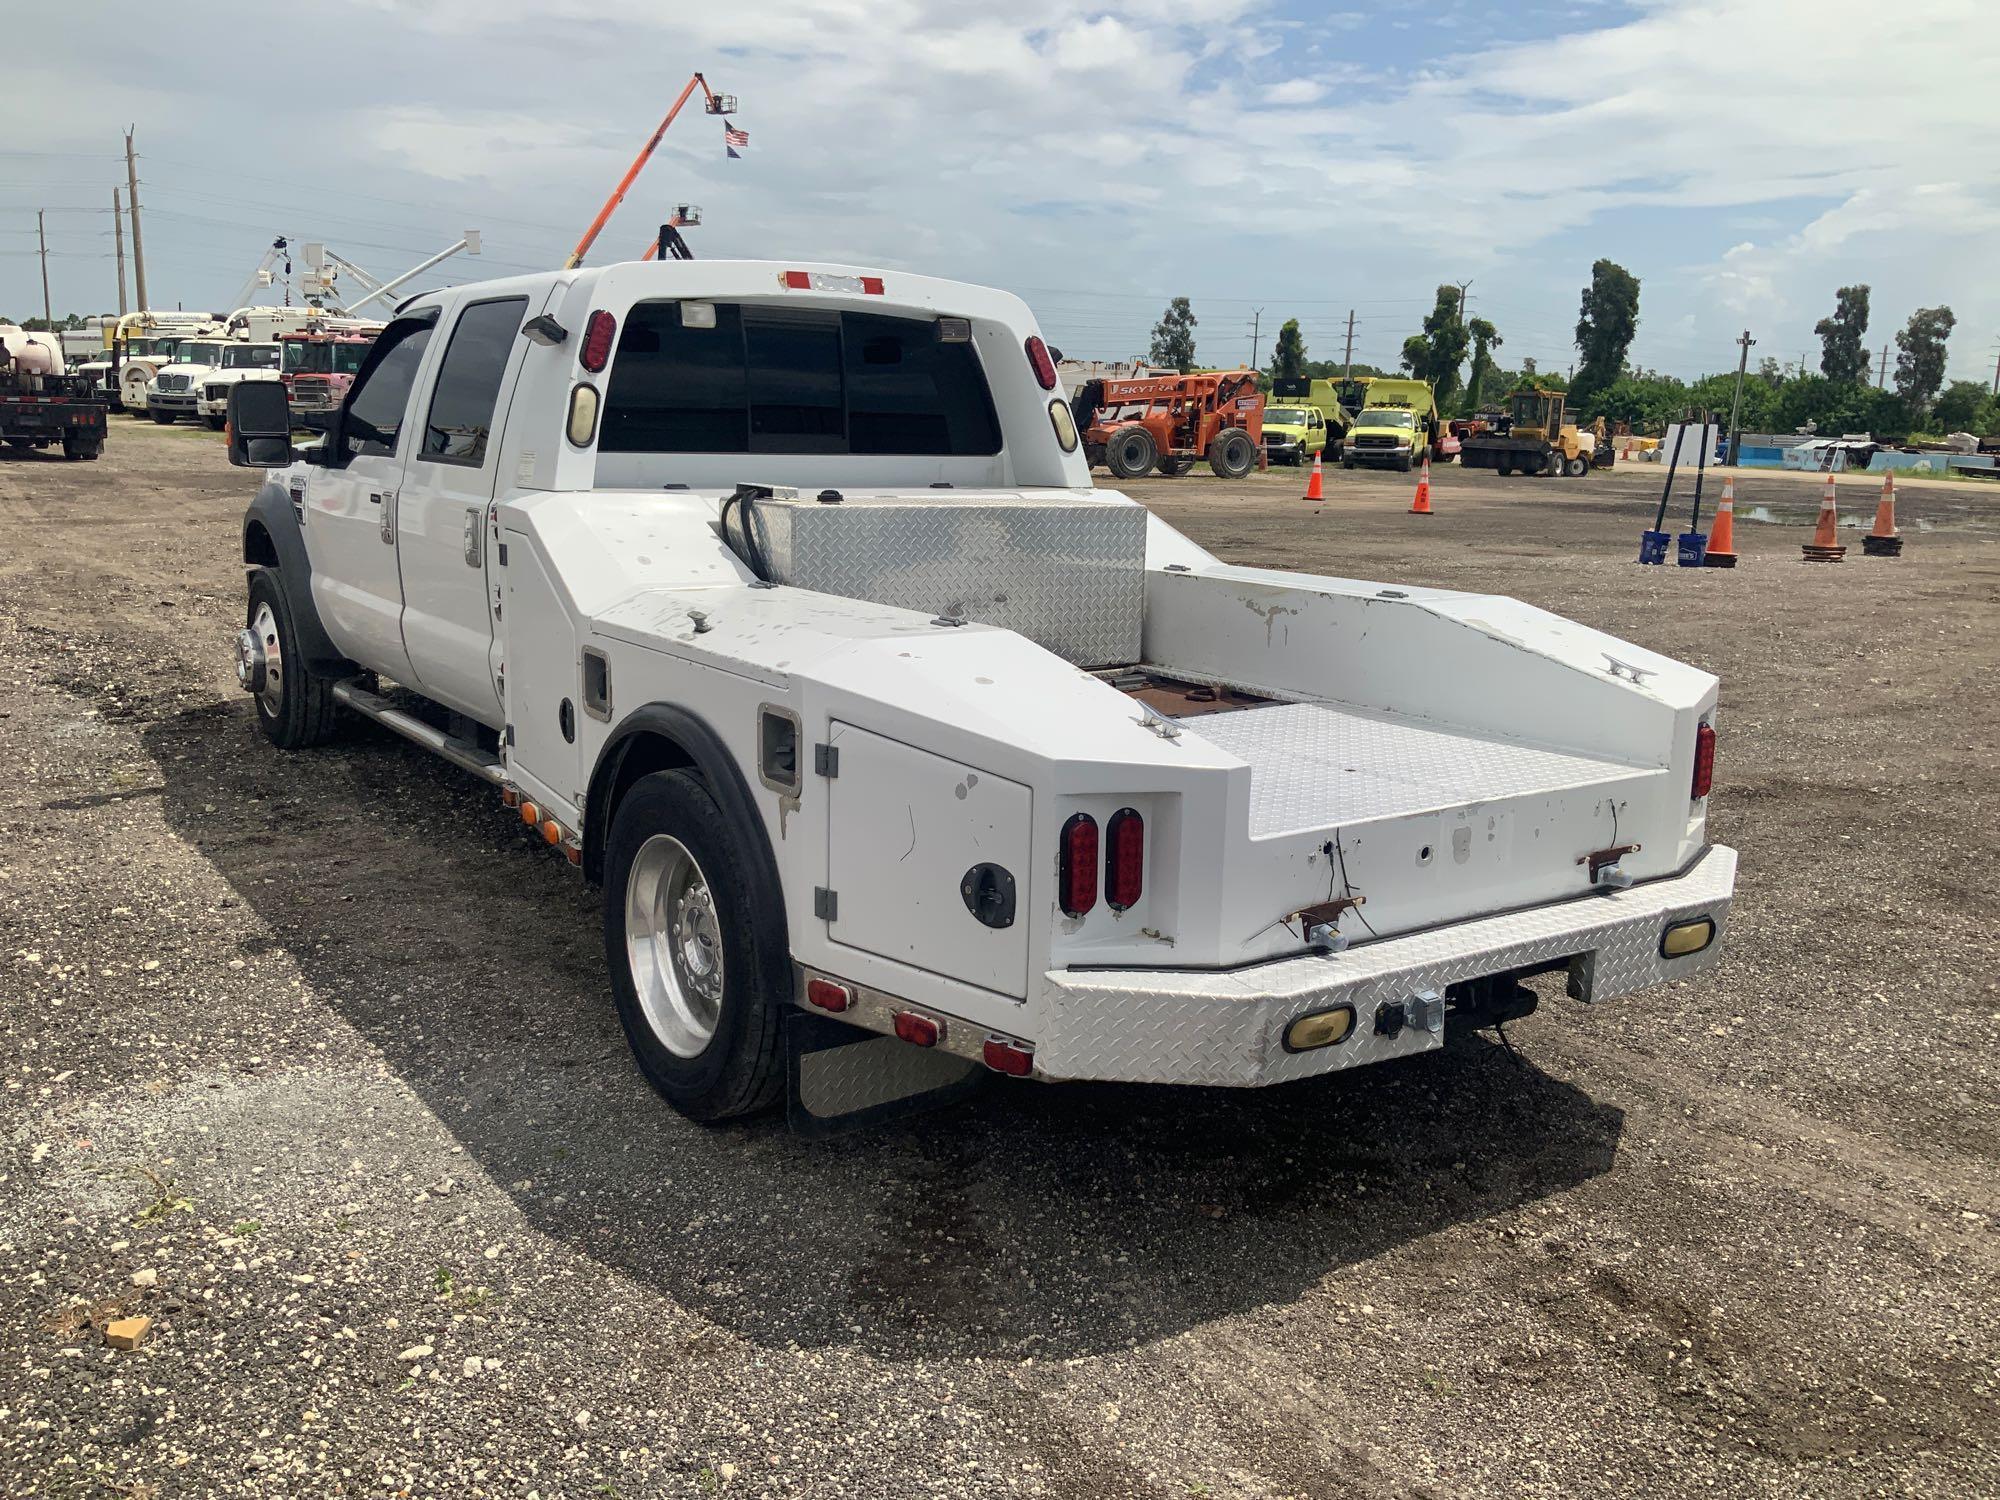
<box><xmin>1071</xmin><ymin>370</ymin><xmax>1266</xmax><ymax>479</ymax></box>
<box><xmin>564</xmin><ymin>74</ymin><xmax>738</xmax><ymax>270</ymax></box>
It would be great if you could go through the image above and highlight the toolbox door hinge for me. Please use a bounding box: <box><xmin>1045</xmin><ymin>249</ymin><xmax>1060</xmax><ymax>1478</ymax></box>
<box><xmin>813</xmin><ymin>743</ymin><xmax>839</xmax><ymax>778</ymax></box>
<box><xmin>814</xmin><ymin>887</ymin><xmax>838</xmax><ymax>922</ymax></box>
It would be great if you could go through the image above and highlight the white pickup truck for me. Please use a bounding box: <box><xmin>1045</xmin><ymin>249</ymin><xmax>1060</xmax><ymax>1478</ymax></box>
<box><xmin>222</xmin><ymin>260</ymin><xmax>1735</xmax><ymax>1126</ymax></box>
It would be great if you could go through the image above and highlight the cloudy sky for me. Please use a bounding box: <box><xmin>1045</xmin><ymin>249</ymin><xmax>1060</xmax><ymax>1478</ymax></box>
<box><xmin>3</xmin><ymin>0</ymin><xmax>1995</xmax><ymax>385</ymax></box>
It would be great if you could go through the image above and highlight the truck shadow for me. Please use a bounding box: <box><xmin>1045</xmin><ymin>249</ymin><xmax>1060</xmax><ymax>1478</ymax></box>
<box><xmin>143</xmin><ymin>701</ymin><xmax>1624</xmax><ymax>1363</ymax></box>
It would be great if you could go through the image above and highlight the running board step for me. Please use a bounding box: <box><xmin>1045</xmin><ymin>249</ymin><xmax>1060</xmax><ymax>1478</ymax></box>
<box><xmin>331</xmin><ymin>681</ymin><xmax>505</xmax><ymax>786</ymax></box>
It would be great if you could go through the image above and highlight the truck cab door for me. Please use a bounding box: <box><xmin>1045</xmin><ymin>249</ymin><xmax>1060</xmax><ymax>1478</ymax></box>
<box><xmin>394</xmin><ymin>294</ymin><xmax>532</xmax><ymax>728</ymax></box>
<box><xmin>301</xmin><ymin>313</ymin><xmax>438</xmax><ymax>683</ymax></box>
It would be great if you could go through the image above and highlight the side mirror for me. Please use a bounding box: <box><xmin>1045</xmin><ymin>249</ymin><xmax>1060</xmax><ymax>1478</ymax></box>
<box><xmin>226</xmin><ymin>382</ymin><xmax>295</xmax><ymax>467</ymax></box>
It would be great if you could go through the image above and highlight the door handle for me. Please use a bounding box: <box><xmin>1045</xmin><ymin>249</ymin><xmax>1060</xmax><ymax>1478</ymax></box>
<box><xmin>462</xmin><ymin>507</ymin><xmax>483</xmax><ymax>567</ymax></box>
<box><xmin>376</xmin><ymin>491</ymin><xmax>397</xmax><ymax>545</ymax></box>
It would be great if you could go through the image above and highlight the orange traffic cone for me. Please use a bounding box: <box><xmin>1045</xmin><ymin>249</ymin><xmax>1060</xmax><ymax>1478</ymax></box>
<box><xmin>1301</xmin><ymin>451</ymin><xmax>1324</xmax><ymax>503</ymax></box>
<box><xmin>1703</xmin><ymin>477</ymin><xmax>1738</xmax><ymax>568</ymax></box>
<box><xmin>1861</xmin><ymin>472</ymin><xmax>1902</xmax><ymax>556</ymax></box>
<box><xmin>1802</xmin><ymin>473</ymin><xmax>1846</xmax><ymax>562</ymax></box>
<box><xmin>1409</xmin><ymin>458</ymin><xmax>1433</xmax><ymax>515</ymax></box>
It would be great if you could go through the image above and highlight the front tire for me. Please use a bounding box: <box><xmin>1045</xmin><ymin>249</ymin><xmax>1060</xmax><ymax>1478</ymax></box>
<box><xmin>206</xmin><ymin>414</ymin><xmax>227</xmax><ymax>431</ymax></box>
<box><xmin>1564</xmin><ymin>454</ymin><xmax>1589</xmax><ymax>477</ymax></box>
<box><xmin>1207</xmin><ymin>428</ymin><xmax>1256</xmax><ymax>478</ymax></box>
<box><xmin>244</xmin><ymin>570</ymin><xmax>340</xmax><ymax>749</ymax></box>
<box><xmin>151</xmin><ymin>410</ymin><xmax>176</xmax><ymax>425</ymax></box>
<box><xmin>605</xmin><ymin>770</ymin><xmax>786</xmax><ymax>1122</ymax></box>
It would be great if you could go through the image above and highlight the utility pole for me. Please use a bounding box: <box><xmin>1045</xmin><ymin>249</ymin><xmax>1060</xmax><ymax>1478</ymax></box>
<box><xmin>1725</xmin><ymin>329</ymin><xmax>1755</xmax><ymax>465</ymax></box>
<box><xmin>1342</xmin><ymin>308</ymin><xmax>1356</xmax><ymax>388</ymax></box>
<box><xmin>1248</xmin><ymin>307</ymin><xmax>1263</xmax><ymax>371</ymax></box>
<box><xmin>37</xmin><ymin>211</ymin><xmax>54</xmax><ymax>331</ymax></box>
<box><xmin>1989</xmin><ymin>346</ymin><xmax>1997</xmax><ymax>397</ymax></box>
<box><xmin>124</xmin><ymin>127</ymin><xmax>148</xmax><ymax>311</ymax></box>
<box><xmin>1876</xmin><ymin>344</ymin><xmax>1889</xmax><ymax>388</ymax></box>
<box><xmin>112</xmin><ymin>189</ymin><xmax>129</xmax><ymax>316</ymax></box>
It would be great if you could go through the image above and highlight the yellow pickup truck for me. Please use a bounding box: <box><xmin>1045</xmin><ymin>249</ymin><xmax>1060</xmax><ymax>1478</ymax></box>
<box><xmin>1341</xmin><ymin>377</ymin><xmax>1439</xmax><ymax>473</ymax></box>
<box><xmin>1264</xmin><ymin>378</ymin><xmax>1351</xmax><ymax>465</ymax></box>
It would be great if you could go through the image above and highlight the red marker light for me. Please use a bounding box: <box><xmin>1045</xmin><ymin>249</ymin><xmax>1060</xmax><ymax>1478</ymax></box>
<box><xmin>1105</xmin><ymin>807</ymin><xmax>1144</xmax><ymax>911</ymax></box>
<box><xmin>982</xmin><ymin>1037</ymin><xmax>1033</xmax><ymax>1076</ymax></box>
<box><xmin>806</xmin><ymin>978</ymin><xmax>851</xmax><ymax>1013</ymax></box>
<box><xmin>1059</xmin><ymin>813</ymin><xmax>1099</xmax><ymax>917</ymax></box>
<box><xmin>1692</xmin><ymin>722</ymin><xmax>1716</xmax><ymax>800</ymax></box>
<box><xmin>580</xmin><ymin>309</ymin><xmax>617</xmax><ymax>373</ymax></box>
<box><xmin>1025</xmin><ymin>335</ymin><xmax>1057</xmax><ymax>391</ymax></box>
<box><xmin>893</xmin><ymin>1012</ymin><xmax>941</xmax><ymax>1047</ymax></box>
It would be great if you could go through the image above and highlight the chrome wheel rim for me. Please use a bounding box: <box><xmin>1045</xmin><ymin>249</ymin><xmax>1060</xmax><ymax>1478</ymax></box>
<box><xmin>248</xmin><ymin>600</ymin><xmax>284</xmax><ymax>717</ymax></box>
<box><xmin>625</xmin><ymin>834</ymin><xmax>725</xmax><ymax>1057</ymax></box>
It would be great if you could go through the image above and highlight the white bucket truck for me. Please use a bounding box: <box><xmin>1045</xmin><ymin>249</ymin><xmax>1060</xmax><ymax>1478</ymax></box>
<box><xmin>221</xmin><ymin>260</ymin><xmax>1736</xmax><ymax>1127</ymax></box>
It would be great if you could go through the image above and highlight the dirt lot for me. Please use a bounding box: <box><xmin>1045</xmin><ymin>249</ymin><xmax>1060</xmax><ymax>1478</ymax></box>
<box><xmin>2</xmin><ymin>422</ymin><xmax>1996</xmax><ymax>1499</ymax></box>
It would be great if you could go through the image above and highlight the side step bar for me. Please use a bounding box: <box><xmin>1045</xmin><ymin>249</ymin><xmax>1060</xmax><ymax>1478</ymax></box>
<box><xmin>331</xmin><ymin>681</ymin><xmax>505</xmax><ymax>786</ymax></box>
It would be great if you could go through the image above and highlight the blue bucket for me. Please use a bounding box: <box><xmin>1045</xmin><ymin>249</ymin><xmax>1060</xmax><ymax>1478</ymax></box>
<box><xmin>1676</xmin><ymin>531</ymin><xmax>1708</xmax><ymax>567</ymax></box>
<box><xmin>1638</xmin><ymin>530</ymin><xmax>1671</xmax><ymax>565</ymax></box>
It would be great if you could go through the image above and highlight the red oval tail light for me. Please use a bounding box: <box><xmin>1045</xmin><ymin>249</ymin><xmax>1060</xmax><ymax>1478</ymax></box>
<box><xmin>1059</xmin><ymin>813</ymin><xmax>1098</xmax><ymax>917</ymax></box>
<box><xmin>1692</xmin><ymin>722</ymin><xmax>1716</xmax><ymax>800</ymax></box>
<box><xmin>1025</xmin><ymin>335</ymin><xmax>1057</xmax><ymax>391</ymax></box>
<box><xmin>1105</xmin><ymin>807</ymin><xmax>1144</xmax><ymax>910</ymax></box>
<box><xmin>580</xmin><ymin>309</ymin><xmax>617</xmax><ymax>373</ymax></box>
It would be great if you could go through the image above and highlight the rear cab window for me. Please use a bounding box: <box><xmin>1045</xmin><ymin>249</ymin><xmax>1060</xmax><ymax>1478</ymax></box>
<box><xmin>598</xmin><ymin>301</ymin><xmax>1001</xmax><ymax>457</ymax></box>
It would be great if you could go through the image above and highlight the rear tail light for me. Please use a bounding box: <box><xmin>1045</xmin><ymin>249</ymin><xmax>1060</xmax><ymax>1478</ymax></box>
<box><xmin>1692</xmin><ymin>722</ymin><xmax>1716</xmax><ymax>800</ymax></box>
<box><xmin>893</xmin><ymin>1011</ymin><xmax>940</xmax><ymax>1047</ymax></box>
<box><xmin>1059</xmin><ymin>813</ymin><xmax>1099</xmax><ymax>917</ymax></box>
<box><xmin>1025</xmin><ymin>335</ymin><xmax>1057</xmax><ymax>390</ymax></box>
<box><xmin>982</xmin><ymin>1037</ymin><xmax>1033</xmax><ymax>1076</ymax></box>
<box><xmin>580</xmin><ymin>309</ymin><xmax>617</xmax><ymax>373</ymax></box>
<box><xmin>1105</xmin><ymin>807</ymin><xmax>1144</xmax><ymax>910</ymax></box>
<box><xmin>806</xmin><ymin>978</ymin><xmax>850</xmax><ymax>1013</ymax></box>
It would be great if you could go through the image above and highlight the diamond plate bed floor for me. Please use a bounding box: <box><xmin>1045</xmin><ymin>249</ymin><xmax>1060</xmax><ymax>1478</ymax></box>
<box><xmin>1179</xmin><ymin>701</ymin><xmax>1656</xmax><ymax>836</ymax></box>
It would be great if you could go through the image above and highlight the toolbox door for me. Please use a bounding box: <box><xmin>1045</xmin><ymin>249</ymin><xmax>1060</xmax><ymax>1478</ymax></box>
<box><xmin>824</xmin><ymin>722</ymin><xmax>1032</xmax><ymax>1000</ymax></box>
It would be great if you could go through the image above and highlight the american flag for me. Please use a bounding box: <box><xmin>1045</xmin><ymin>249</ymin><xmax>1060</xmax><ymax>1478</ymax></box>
<box><xmin>723</xmin><ymin>120</ymin><xmax>749</xmax><ymax>154</ymax></box>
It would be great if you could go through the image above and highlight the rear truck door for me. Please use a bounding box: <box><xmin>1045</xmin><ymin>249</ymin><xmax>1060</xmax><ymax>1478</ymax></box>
<box><xmin>822</xmin><ymin>722</ymin><xmax>1033</xmax><ymax>1000</ymax></box>
<box><xmin>395</xmin><ymin>293</ymin><xmax>533</xmax><ymax>725</ymax></box>
<box><xmin>302</xmin><ymin>311</ymin><xmax>438</xmax><ymax>684</ymax></box>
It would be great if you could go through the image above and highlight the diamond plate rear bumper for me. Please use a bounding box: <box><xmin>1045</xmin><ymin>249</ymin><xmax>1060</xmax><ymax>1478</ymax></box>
<box><xmin>1036</xmin><ymin>844</ymin><xmax>1736</xmax><ymax>1086</ymax></box>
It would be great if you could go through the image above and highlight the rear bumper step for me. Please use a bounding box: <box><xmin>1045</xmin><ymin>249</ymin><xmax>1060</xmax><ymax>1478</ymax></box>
<box><xmin>1035</xmin><ymin>844</ymin><xmax>1736</xmax><ymax>1086</ymax></box>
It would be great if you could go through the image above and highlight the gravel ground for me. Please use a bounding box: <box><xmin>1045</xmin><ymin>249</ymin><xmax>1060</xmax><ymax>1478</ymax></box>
<box><xmin>2</xmin><ymin>422</ymin><xmax>1996</xmax><ymax>1499</ymax></box>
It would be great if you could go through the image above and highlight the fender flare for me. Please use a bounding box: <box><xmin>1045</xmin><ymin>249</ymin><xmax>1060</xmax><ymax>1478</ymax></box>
<box><xmin>242</xmin><ymin>482</ymin><xmax>350</xmax><ymax>674</ymax></box>
<box><xmin>582</xmin><ymin>705</ymin><xmax>788</xmax><ymax>951</ymax></box>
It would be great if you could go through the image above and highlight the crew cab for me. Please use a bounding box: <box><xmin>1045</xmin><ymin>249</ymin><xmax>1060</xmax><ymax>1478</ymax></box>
<box><xmin>196</xmin><ymin>341</ymin><xmax>282</xmax><ymax>430</ymax></box>
<box><xmin>223</xmin><ymin>260</ymin><xmax>1736</xmax><ymax>1125</ymax></box>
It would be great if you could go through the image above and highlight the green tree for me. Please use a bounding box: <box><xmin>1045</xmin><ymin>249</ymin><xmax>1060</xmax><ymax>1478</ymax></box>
<box><xmin>1149</xmin><ymin>297</ymin><xmax>1198</xmax><ymax>373</ymax></box>
<box><xmin>1464</xmin><ymin>318</ymin><xmax>1501</xmax><ymax>413</ymax></box>
<box><xmin>1931</xmin><ymin>379</ymin><xmax>1992</xmax><ymax>432</ymax></box>
<box><xmin>1893</xmin><ymin>306</ymin><xmax>1955</xmax><ymax>412</ymax></box>
<box><xmin>1571</xmin><ymin>259</ymin><xmax>1640</xmax><ymax>403</ymax></box>
<box><xmin>1398</xmin><ymin>285</ymin><xmax>1470</xmax><ymax>409</ymax></box>
<box><xmin>1267</xmin><ymin>318</ymin><xmax>1306</xmax><ymax>381</ymax></box>
<box><xmin>1813</xmin><ymin>285</ymin><xmax>1872</xmax><ymax>382</ymax></box>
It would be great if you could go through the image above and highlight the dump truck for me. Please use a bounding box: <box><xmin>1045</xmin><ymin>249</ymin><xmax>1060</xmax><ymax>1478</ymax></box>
<box><xmin>1341</xmin><ymin>377</ymin><xmax>1438</xmax><ymax>472</ymax></box>
<box><xmin>1459</xmin><ymin>387</ymin><xmax>1597</xmax><ymax>477</ymax></box>
<box><xmin>1073</xmin><ymin>369</ymin><xmax>1264</xmax><ymax>479</ymax></box>
<box><xmin>218</xmin><ymin>257</ymin><xmax>1735</xmax><ymax>1130</ymax></box>
<box><xmin>1265</xmin><ymin>377</ymin><xmax>1352</xmax><ymax>465</ymax></box>
<box><xmin>0</xmin><ymin>325</ymin><xmax>107</xmax><ymax>460</ymax></box>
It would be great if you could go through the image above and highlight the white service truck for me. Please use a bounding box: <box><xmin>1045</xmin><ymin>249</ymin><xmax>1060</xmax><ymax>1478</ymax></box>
<box><xmin>222</xmin><ymin>260</ymin><xmax>1736</xmax><ymax>1127</ymax></box>
<box><xmin>195</xmin><ymin>341</ymin><xmax>283</xmax><ymax>430</ymax></box>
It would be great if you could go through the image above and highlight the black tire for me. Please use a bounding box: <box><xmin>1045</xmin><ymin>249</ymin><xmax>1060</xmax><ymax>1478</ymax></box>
<box><xmin>62</xmin><ymin>432</ymin><xmax>101</xmax><ymax>461</ymax></box>
<box><xmin>1497</xmin><ymin>464</ymin><xmax>1512</xmax><ymax>476</ymax></box>
<box><xmin>1104</xmin><ymin>425</ymin><xmax>1157</xmax><ymax>479</ymax></box>
<box><xmin>1564</xmin><ymin>454</ymin><xmax>1589</xmax><ymax>477</ymax></box>
<box><xmin>206</xmin><ymin>414</ymin><xmax>227</xmax><ymax>432</ymax></box>
<box><xmin>1545</xmin><ymin>451</ymin><xmax>1563</xmax><ymax>477</ymax></box>
<box><xmin>1341</xmin><ymin>456</ymin><xmax>1356</xmax><ymax>470</ymax></box>
<box><xmin>151</xmin><ymin>409</ymin><xmax>176</xmax><ymax>425</ymax></box>
<box><xmin>1396</xmin><ymin>454</ymin><xmax>1413</xmax><ymax>474</ymax></box>
<box><xmin>1207</xmin><ymin>427</ymin><xmax>1255</xmax><ymax>479</ymax></box>
<box><xmin>604</xmin><ymin>769</ymin><xmax>786</xmax><ymax>1122</ymax></box>
<box><xmin>246</xmin><ymin>569</ymin><xmax>340</xmax><ymax>749</ymax></box>
<box><xmin>1156</xmin><ymin>454</ymin><xmax>1196</xmax><ymax>477</ymax></box>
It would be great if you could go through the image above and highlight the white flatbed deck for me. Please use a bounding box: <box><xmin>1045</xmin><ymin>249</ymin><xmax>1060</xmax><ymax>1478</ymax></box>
<box><xmin>1179</xmin><ymin>702</ymin><xmax>1656</xmax><ymax>836</ymax></box>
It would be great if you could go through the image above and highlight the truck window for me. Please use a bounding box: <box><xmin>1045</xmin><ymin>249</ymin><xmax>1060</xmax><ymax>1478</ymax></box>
<box><xmin>345</xmin><ymin>321</ymin><xmax>435</xmax><ymax>459</ymax></box>
<box><xmin>600</xmin><ymin>301</ymin><xmax>999</xmax><ymax>456</ymax></box>
<box><xmin>420</xmin><ymin>297</ymin><xmax>526</xmax><ymax>466</ymax></box>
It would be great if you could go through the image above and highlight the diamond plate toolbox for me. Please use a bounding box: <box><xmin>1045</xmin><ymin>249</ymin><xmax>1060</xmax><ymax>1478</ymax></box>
<box><xmin>746</xmin><ymin>491</ymin><xmax>1147</xmax><ymax>667</ymax></box>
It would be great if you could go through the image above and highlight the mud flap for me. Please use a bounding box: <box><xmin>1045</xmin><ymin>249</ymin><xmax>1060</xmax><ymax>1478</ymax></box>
<box><xmin>785</xmin><ymin>1012</ymin><xmax>984</xmax><ymax>1137</ymax></box>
